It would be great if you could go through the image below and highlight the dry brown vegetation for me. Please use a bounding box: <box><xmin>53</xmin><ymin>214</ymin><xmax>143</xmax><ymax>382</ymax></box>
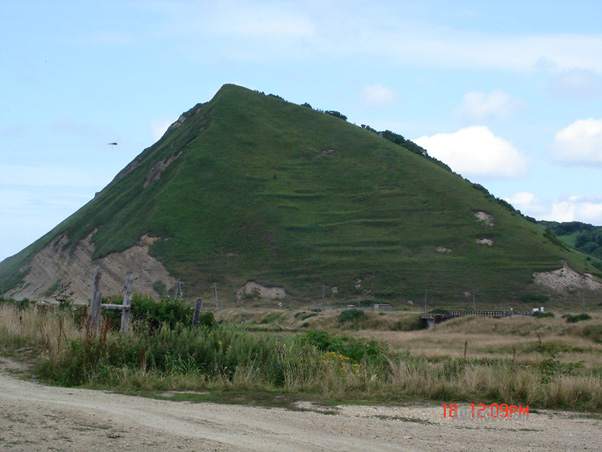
<box><xmin>2</xmin><ymin>302</ymin><xmax>602</xmax><ymax>412</ymax></box>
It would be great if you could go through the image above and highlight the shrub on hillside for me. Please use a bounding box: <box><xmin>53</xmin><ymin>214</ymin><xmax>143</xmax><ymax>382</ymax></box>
<box><xmin>533</xmin><ymin>311</ymin><xmax>555</xmax><ymax>318</ymax></box>
<box><xmin>325</xmin><ymin>110</ymin><xmax>347</xmax><ymax>120</ymax></box>
<box><xmin>339</xmin><ymin>308</ymin><xmax>365</xmax><ymax>323</ymax></box>
<box><xmin>563</xmin><ymin>313</ymin><xmax>592</xmax><ymax>324</ymax></box>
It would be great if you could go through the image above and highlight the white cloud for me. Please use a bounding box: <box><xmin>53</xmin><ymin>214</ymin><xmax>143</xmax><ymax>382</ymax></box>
<box><xmin>361</xmin><ymin>84</ymin><xmax>397</xmax><ymax>108</ymax></box>
<box><xmin>546</xmin><ymin>201</ymin><xmax>577</xmax><ymax>222</ymax></box>
<box><xmin>414</xmin><ymin>126</ymin><xmax>527</xmax><ymax>179</ymax></box>
<box><xmin>545</xmin><ymin>197</ymin><xmax>602</xmax><ymax>224</ymax></box>
<box><xmin>454</xmin><ymin>90</ymin><xmax>525</xmax><ymax>122</ymax></box>
<box><xmin>547</xmin><ymin>68</ymin><xmax>602</xmax><ymax>100</ymax></box>
<box><xmin>150</xmin><ymin>117</ymin><xmax>177</xmax><ymax>141</ymax></box>
<box><xmin>506</xmin><ymin>192</ymin><xmax>602</xmax><ymax>225</ymax></box>
<box><xmin>507</xmin><ymin>192</ymin><xmax>543</xmax><ymax>214</ymax></box>
<box><xmin>552</xmin><ymin>118</ymin><xmax>602</xmax><ymax>165</ymax></box>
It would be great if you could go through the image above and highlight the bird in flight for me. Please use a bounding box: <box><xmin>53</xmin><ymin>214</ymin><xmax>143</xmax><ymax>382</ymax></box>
<box><xmin>107</xmin><ymin>142</ymin><xmax>118</xmax><ymax>146</ymax></box>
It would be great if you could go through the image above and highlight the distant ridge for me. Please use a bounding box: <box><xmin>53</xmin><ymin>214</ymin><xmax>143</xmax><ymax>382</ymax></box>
<box><xmin>1</xmin><ymin>84</ymin><xmax>600</xmax><ymax>305</ymax></box>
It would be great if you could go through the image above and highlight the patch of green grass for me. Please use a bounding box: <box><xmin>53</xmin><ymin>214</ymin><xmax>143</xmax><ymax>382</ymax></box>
<box><xmin>258</xmin><ymin>312</ymin><xmax>285</xmax><ymax>324</ymax></box>
<box><xmin>292</xmin><ymin>311</ymin><xmax>318</xmax><ymax>321</ymax></box>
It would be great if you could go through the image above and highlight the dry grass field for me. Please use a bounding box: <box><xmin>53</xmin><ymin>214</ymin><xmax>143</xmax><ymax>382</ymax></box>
<box><xmin>2</xmin><ymin>301</ymin><xmax>602</xmax><ymax>412</ymax></box>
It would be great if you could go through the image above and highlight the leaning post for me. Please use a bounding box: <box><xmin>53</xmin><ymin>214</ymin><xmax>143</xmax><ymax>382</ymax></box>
<box><xmin>89</xmin><ymin>266</ymin><xmax>102</xmax><ymax>334</ymax></box>
<box><xmin>192</xmin><ymin>297</ymin><xmax>203</xmax><ymax>328</ymax></box>
<box><xmin>120</xmin><ymin>272</ymin><xmax>134</xmax><ymax>334</ymax></box>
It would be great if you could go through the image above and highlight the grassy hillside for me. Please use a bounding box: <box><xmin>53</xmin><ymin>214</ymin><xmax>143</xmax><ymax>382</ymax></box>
<box><xmin>1</xmin><ymin>84</ymin><xmax>599</xmax><ymax>304</ymax></box>
<box><xmin>540</xmin><ymin>221</ymin><xmax>602</xmax><ymax>270</ymax></box>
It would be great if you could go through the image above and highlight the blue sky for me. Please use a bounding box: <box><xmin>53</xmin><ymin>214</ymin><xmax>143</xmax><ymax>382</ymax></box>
<box><xmin>2</xmin><ymin>0</ymin><xmax>602</xmax><ymax>262</ymax></box>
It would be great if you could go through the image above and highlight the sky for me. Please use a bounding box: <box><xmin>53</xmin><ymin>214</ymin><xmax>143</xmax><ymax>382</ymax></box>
<box><xmin>2</xmin><ymin>0</ymin><xmax>602</xmax><ymax>262</ymax></box>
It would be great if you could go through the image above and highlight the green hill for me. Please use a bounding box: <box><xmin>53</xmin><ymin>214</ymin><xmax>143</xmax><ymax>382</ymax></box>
<box><xmin>1</xmin><ymin>84</ymin><xmax>600</xmax><ymax>305</ymax></box>
<box><xmin>539</xmin><ymin>221</ymin><xmax>602</xmax><ymax>269</ymax></box>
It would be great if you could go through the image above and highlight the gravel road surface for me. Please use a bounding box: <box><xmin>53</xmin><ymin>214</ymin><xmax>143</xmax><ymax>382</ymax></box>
<box><xmin>1</xmin><ymin>358</ymin><xmax>599</xmax><ymax>451</ymax></box>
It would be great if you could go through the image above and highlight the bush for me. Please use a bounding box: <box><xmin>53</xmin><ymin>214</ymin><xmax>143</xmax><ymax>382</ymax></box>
<box><xmin>198</xmin><ymin>311</ymin><xmax>215</xmax><ymax>328</ymax></box>
<box><xmin>563</xmin><ymin>313</ymin><xmax>592</xmax><ymax>323</ymax></box>
<box><xmin>357</xmin><ymin>299</ymin><xmax>375</xmax><ymax>308</ymax></box>
<box><xmin>296</xmin><ymin>330</ymin><xmax>385</xmax><ymax>364</ymax></box>
<box><xmin>103</xmin><ymin>295</ymin><xmax>192</xmax><ymax>332</ymax></box>
<box><xmin>395</xmin><ymin>315</ymin><xmax>425</xmax><ymax>331</ymax></box>
<box><xmin>533</xmin><ymin>311</ymin><xmax>555</xmax><ymax>318</ymax></box>
<box><xmin>325</xmin><ymin>110</ymin><xmax>347</xmax><ymax>121</ymax></box>
<box><xmin>38</xmin><ymin>324</ymin><xmax>342</xmax><ymax>388</ymax></box>
<box><xmin>339</xmin><ymin>309</ymin><xmax>365</xmax><ymax>323</ymax></box>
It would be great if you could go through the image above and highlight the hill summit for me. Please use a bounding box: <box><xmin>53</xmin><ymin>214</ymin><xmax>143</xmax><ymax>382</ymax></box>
<box><xmin>1</xmin><ymin>84</ymin><xmax>600</xmax><ymax>305</ymax></box>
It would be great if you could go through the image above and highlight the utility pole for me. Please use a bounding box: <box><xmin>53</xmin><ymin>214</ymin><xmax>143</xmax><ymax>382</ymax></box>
<box><xmin>174</xmin><ymin>278</ymin><xmax>183</xmax><ymax>300</ymax></box>
<box><xmin>89</xmin><ymin>266</ymin><xmax>102</xmax><ymax>334</ymax></box>
<box><xmin>582</xmin><ymin>275</ymin><xmax>586</xmax><ymax>313</ymax></box>
<box><xmin>192</xmin><ymin>298</ymin><xmax>203</xmax><ymax>328</ymax></box>
<box><xmin>120</xmin><ymin>272</ymin><xmax>134</xmax><ymax>334</ymax></box>
<box><xmin>211</xmin><ymin>283</ymin><xmax>219</xmax><ymax>307</ymax></box>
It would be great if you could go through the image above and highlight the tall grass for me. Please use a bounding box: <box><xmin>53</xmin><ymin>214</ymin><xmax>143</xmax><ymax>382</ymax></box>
<box><xmin>2</xmin><ymin>302</ymin><xmax>602</xmax><ymax>411</ymax></box>
<box><xmin>0</xmin><ymin>302</ymin><xmax>83</xmax><ymax>352</ymax></box>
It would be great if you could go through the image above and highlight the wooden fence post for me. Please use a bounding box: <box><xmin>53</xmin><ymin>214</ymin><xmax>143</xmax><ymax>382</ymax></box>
<box><xmin>120</xmin><ymin>272</ymin><xmax>134</xmax><ymax>334</ymax></box>
<box><xmin>89</xmin><ymin>266</ymin><xmax>102</xmax><ymax>334</ymax></box>
<box><xmin>192</xmin><ymin>297</ymin><xmax>203</xmax><ymax>327</ymax></box>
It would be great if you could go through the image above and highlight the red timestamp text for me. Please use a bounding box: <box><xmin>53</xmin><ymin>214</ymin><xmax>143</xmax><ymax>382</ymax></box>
<box><xmin>442</xmin><ymin>403</ymin><xmax>529</xmax><ymax>419</ymax></box>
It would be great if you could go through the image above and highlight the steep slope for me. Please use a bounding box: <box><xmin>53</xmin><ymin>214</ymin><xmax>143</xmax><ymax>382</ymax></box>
<box><xmin>540</xmin><ymin>221</ymin><xmax>602</xmax><ymax>266</ymax></box>
<box><xmin>1</xmin><ymin>84</ymin><xmax>600</xmax><ymax>304</ymax></box>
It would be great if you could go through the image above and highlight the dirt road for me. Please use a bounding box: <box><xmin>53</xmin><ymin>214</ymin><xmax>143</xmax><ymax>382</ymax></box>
<box><xmin>1</xmin><ymin>358</ymin><xmax>599</xmax><ymax>451</ymax></box>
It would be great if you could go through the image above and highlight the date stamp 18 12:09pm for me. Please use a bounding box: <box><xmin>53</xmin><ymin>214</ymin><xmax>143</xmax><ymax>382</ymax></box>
<box><xmin>442</xmin><ymin>403</ymin><xmax>530</xmax><ymax>422</ymax></box>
